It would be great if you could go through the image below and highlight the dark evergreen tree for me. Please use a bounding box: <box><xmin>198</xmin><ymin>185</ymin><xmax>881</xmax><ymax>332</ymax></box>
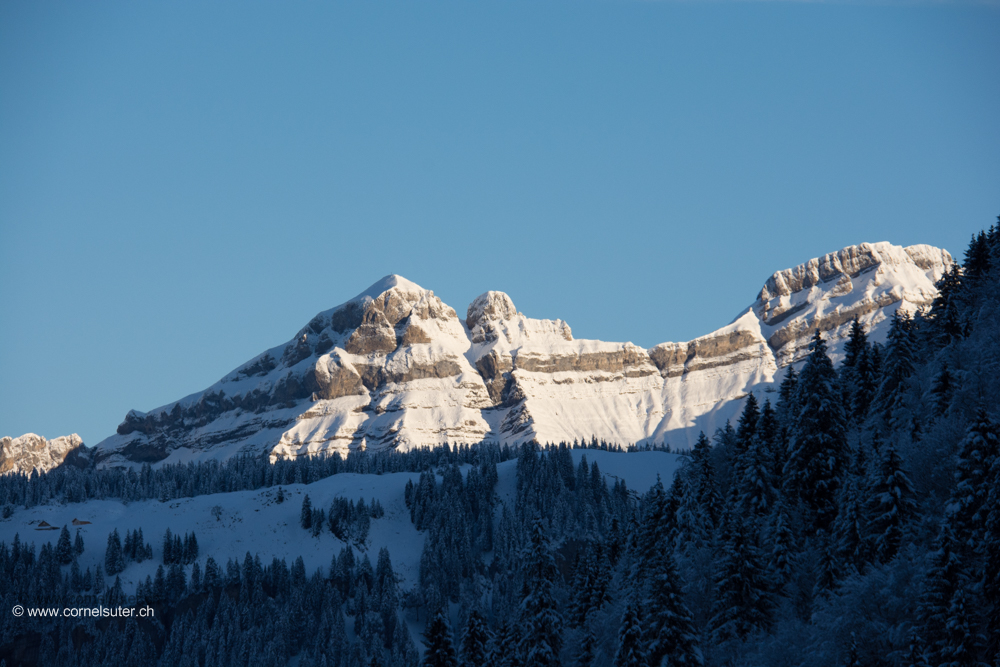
<box><xmin>162</xmin><ymin>528</ymin><xmax>174</xmax><ymax>564</ymax></box>
<box><xmin>872</xmin><ymin>310</ymin><xmax>916</xmax><ymax>430</ymax></box>
<box><xmin>56</xmin><ymin>525</ymin><xmax>73</xmax><ymax>565</ymax></box>
<box><xmin>918</xmin><ymin>524</ymin><xmax>966</xmax><ymax>663</ymax></box>
<box><xmin>301</xmin><ymin>494</ymin><xmax>313</xmax><ymax>530</ymax></box>
<box><xmin>613</xmin><ymin>598</ymin><xmax>646</xmax><ymax>667</ymax></box>
<box><xmin>643</xmin><ymin>544</ymin><xmax>702</xmax><ymax>666</ymax></box>
<box><xmin>843</xmin><ymin>316</ymin><xmax>868</xmax><ymax>370</ymax></box>
<box><xmin>786</xmin><ymin>330</ymin><xmax>848</xmax><ymax>530</ymax></box>
<box><xmin>948</xmin><ymin>408</ymin><xmax>1000</xmax><ymax>543</ymax></box>
<box><xmin>868</xmin><ymin>440</ymin><xmax>917</xmax><ymax>563</ymax></box>
<box><xmin>73</xmin><ymin>528</ymin><xmax>84</xmax><ymax>555</ymax></box>
<box><xmin>422</xmin><ymin>609</ymin><xmax>458</xmax><ymax>667</ymax></box>
<box><xmin>518</xmin><ymin>518</ymin><xmax>563</xmax><ymax>667</ymax></box>
<box><xmin>771</xmin><ymin>501</ymin><xmax>797</xmax><ymax>588</ymax></box>
<box><xmin>708</xmin><ymin>517</ymin><xmax>774</xmax><ymax>642</ymax></box>
<box><xmin>928</xmin><ymin>265</ymin><xmax>964</xmax><ymax>348</ymax></box>
<box><xmin>105</xmin><ymin>529</ymin><xmax>125</xmax><ymax>575</ymax></box>
<box><xmin>938</xmin><ymin>588</ymin><xmax>981</xmax><ymax>667</ymax></box>
<box><xmin>459</xmin><ymin>609</ymin><xmax>491</xmax><ymax>667</ymax></box>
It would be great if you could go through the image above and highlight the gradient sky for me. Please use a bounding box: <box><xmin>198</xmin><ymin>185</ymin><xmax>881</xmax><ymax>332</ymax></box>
<box><xmin>1</xmin><ymin>1</ymin><xmax>998</xmax><ymax>448</ymax></box>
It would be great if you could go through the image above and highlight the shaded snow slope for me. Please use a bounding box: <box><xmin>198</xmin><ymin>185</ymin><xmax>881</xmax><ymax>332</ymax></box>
<box><xmin>93</xmin><ymin>241</ymin><xmax>952</xmax><ymax>465</ymax></box>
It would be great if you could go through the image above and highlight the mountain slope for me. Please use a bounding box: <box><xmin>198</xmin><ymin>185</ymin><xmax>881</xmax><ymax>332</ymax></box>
<box><xmin>93</xmin><ymin>242</ymin><xmax>952</xmax><ymax>465</ymax></box>
<box><xmin>0</xmin><ymin>433</ymin><xmax>88</xmax><ymax>475</ymax></box>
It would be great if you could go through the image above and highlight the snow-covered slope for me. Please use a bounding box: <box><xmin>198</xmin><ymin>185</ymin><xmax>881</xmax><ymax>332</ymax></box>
<box><xmin>0</xmin><ymin>449</ymin><xmax>681</xmax><ymax>597</ymax></box>
<box><xmin>0</xmin><ymin>433</ymin><xmax>88</xmax><ymax>475</ymax></box>
<box><xmin>93</xmin><ymin>242</ymin><xmax>952</xmax><ymax>465</ymax></box>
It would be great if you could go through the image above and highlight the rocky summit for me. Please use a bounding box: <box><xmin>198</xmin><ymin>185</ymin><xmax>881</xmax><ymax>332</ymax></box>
<box><xmin>92</xmin><ymin>241</ymin><xmax>952</xmax><ymax>467</ymax></box>
<box><xmin>0</xmin><ymin>433</ymin><xmax>88</xmax><ymax>475</ymax></box>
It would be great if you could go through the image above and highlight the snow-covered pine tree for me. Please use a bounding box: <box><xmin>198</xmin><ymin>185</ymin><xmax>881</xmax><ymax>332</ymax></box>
<box><xmin>927</xmin><ymin>265</ymin><xmax>964</xmax><ymax>350</ymax></box>
<box><xmin>756</xmin><ymin>399</ymin><xmax>782</xmax><ymax>492</ymax></box>
<box><xmin>983</xmin><ymin>443</ymin><xmax>1000</xmax><ymax>663</ymax></box>
<box><xmin>517</xmin><ymin>518</ymin><xmax>563</xmax><ymax>667</ymax></box>
<box><xmin>812</xmin><ymin>532</ymin><xmax>842</xmax><ymax>602</ymax></box>
<box><xmin>776</xmin><ymin>365</ymin><xmax>799</xmax><ymax>431</ymax></box>
<box><xmin>708</xmin><ymin>516</ymin><xmax>774</xmax><ymax>642</ymax></box>
<box><xmin>56</xmin><ymin>525</ymin><xmax>73</xmax><ymax>565</ymax></box>
<box><xmin>840</xmin><ymin>317</ymin><xmax>869</xmax><ymax>422</ymax></box>
<box><xmin>422</xmin><ymin>609</ymin><xmax>458</xmax><ymax>667</ymax></box>
<box><xmin>786</xmin><ymin>330</ymin><xmax>848</xmax><ymax>531</ymax></box>
<box><xmin>73</xmin><ymin>528</ymin><xmax>84</xmax><ymax>555</ymax></box>
<box><xmin>852</xmin><ymin>343</ymin><xmax>877</xmax><ymax>424</ymax></box>
<box><xmin>947</xmin><ymin>408</ymin><xmax>1000</xmax><ymax>546</ymax></box>
<box><xmin>867</xmin><ymin>440</ymin><xmax>917</xmax><ymax>563</ymax></box>
<box><xmin>689</xmin><ymin>431</ymin><xmax>722</xmax><ymax>527</ymax></box>
<box><xmin>918</xmin><ymin>523</ymin><xmax>967</xmax><ymax>663</ymax></box>
<box><xmin>739</xmin><ymin>430</ymin><xmax>775</xmax><ymax>518</ymax></box>
<box><xmin>643</xmin><ymin>543</ymin><xmax>702</xmax><ymax>667</ymax></box>
<box><xmin>938</xmin><ymin>588</ymin><xmax>982</xmax><ymax>667</ymax></box>
<box><xmin>734</xmin><ymin>394</ymin><xmax>761</xmax><ymax>488</ymax></box>
<box><xmin>459</xmin><ymin>609</ymin><xmax>491</xmax><ymax>667</ymax></box>
<box><xmin>930</xmin><ymin>364</ymin><xmax>954</xmax><ymax>419</ymax></box>
<box><xmin>872</xmin><ymin>310</ymin><xmax>916</xmax><ymax>431</ymax></box>
<box><xmin>770</xmin><ymin>500</ymin><xmax>797</xmax><ymax>589</ymax></box>
<box><xmin>833</xmin><ymin>468</ymin><xmax>869</xmax><ymax>575</ymax></box>
<box><xmin>162</xmin><ymin>528</ymin><xmax>174</xmax><ymax>564</ymax></box>
<box><xmin>301</xmin><ymin>494</ymin><xmax>313</xmax><ymax>530</ymax></box>
<box><xmin>613</xmin><ymin>597</ymin><xmax>646</xmax><ymax>667</ymax></box>
<box><xmin>105</xmin><ymin>529</ymin><xmax>125</xmax><ymax>576</ymax></box>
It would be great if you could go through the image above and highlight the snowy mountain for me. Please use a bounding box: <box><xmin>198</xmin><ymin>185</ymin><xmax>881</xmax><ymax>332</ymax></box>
<box><xmin>0</xmin><ymin>433</ymin><xmax>88</xmax><ymax>475</ymax></box>
<box><xmin>93</xmin><ymin>242</ymin><xmax>952</xmax><ymax>466</ymax></box>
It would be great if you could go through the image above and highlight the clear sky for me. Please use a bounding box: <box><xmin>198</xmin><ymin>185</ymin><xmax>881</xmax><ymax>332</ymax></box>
<box><xmin>1</xmin><ymin>1</ymin><xmax>998</xmax><ymax>448</ymax></box>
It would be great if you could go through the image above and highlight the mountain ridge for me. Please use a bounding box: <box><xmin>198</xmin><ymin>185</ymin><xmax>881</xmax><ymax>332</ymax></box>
<box><xmin>80</xmin><ymin>240</ymin><xmax>952</xmax><ymax>467</ymax></box>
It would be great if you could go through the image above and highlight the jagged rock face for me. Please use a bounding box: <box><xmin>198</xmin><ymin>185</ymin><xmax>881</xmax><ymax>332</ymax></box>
<box><xmin>754</xmin><ymin>242</ymin><xmax>952</xmax><ymax>366</ymax></box>
<box><xmin>0</xmin><ymin>434</ymin><xmax>86</xmax><ymax>475</ymax></box>
<box><xmin>93</xmin><ymin>241</ymin><xmax>954</xmax><ymax>466</ymax></box>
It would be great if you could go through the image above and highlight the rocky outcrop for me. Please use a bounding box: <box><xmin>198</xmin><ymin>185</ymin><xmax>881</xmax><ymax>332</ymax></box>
<box><xmin>754</xmin><ymin>242</ymin><xmax>952</xmax><ymax>366</ymax></box>
<box><xmin>93</xmin><ymin>241</ymin><xmax>953</xmax><ymax>465</ymax></box>
<box><xmin>0</xmin><ymin>434</ymin><xmax>87</xmax><ymax>475</ymax></box>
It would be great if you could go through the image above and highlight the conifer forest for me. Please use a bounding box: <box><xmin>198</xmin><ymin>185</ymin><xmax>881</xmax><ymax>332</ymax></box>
<box><xmin>2</xmin><ymin>220</ymin><xmax>1000</xmax><ymax>667</ymax></box>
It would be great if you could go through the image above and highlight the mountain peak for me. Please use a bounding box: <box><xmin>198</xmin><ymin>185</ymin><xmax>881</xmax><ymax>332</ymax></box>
<box><xmin>352</xmin><ymin>275</ymin><xmax>427</xmax><ymax>303</ymax></box>
<box><xmin>466</xmin><ymin>291</ymin><xmax>518</xmax><ymax>329</ymax></box>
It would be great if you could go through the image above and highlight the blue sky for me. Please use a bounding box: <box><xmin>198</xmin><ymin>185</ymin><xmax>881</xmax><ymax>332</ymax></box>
<box><xmin>1</xmin><ymin>1</ymin><xmax>998</xmax><ymax>447</ymax></box>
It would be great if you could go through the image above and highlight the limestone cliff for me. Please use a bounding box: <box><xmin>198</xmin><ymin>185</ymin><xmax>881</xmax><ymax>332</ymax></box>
<box><xmin>0</xmin><ymin>433</ymin><xmax>87</xmax><ymax>475</ymax></box>
<box><xmin>93</xmin><ymin>240</ymin><xmax>953</xmax><ymax>465</ymax></box>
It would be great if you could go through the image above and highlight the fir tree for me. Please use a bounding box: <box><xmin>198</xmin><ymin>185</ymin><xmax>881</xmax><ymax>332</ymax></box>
<box><xmin>948</xmin><ymin>408</ymin><xmax>1000</xmax><ymax>544</ymax></box>
<box><xmin>851</xmin><ymin>344</ymin><xmax>876</xmax><ymax>423</ymax></box>
<box><xmin>56</xmin><ymin>525</ymin><xmax>73</xmax><ymax>565</ymax></box>
<box><xmin>105</xmin><ymin>529</ymin><xmax>125</xmax><ymax>576</ymax></box>
<box><xmin>928</xmin><ymin>266</ymin><xmax>964</xmax><ymax>348</ymax></box>
<box><xmin>786</xmin><ymin>331</ymin><xmax>848</xmax><ymax>530</ymax></box>
<box><xmin>708</xmin><ymin>517</ymin><xmax>774</xmax><ymax>642</ymax></box>
<box><xmin>813</xmin><ymin>532</ymin><xmax>841</xmax><ymax>599</ymax></box>
<box><xmin>613</xmin><ymin>598</ymin><xmax>646</xmax><ymax>667</ymax></box>
<box><xmin>643</xmin><ymin>544</ymin><xmax>702</xmax><ymax>667</ymax></box>
<box><xmin>843</xmin><ymin>316</ymin><xmax>868</xmax><ymax>370</ymax></box>
<box><xmin>301</xmin><ymin>494</ymin><xmax>313</xmax><ymax>530</ymax></box>
<box><xmin>459</xmin><ymin>609</ymin><xmax>491</xmax><ymax>667</ymax></box>
<box><xmin>938</xmin><ymin>588</ymin><xmax>982</xmax><ymax>667</ymax></box>
<box><xmin>930</xmin><ymin>364</ymin><xmax>954</xmax><ymax>418</ymax></box>
<box><xmin>872</xmin><ymin>310</ymin><xmax>916</xmax><ymax>430</ymax></box>
<box><xmin>868</xmin><ymin>440</ymin><xmax>917</xmax><ymax>563</ymax></box>
<box><xmin>73</xmin><ymin>528</ymin><xmax>84</xmax><ymax>555</ymax></box>
<box><xmin>918</xmin><ymin>523</ymin><xmax>966</xmax><ymax>663</ymax></box>
<box><xmin>518</xmin><ymin>518</ymin><xmax>563</xmax><ymax>667</ymax></box>
<box><xmin>689</xmin><ymin>432</ymin><xmax>722</xmax><ymax>526</ymax></box>
<box><xmin>423</xmin><ymin>609</ymin><xmax>458</xmax><ymax>667</ymax></box>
